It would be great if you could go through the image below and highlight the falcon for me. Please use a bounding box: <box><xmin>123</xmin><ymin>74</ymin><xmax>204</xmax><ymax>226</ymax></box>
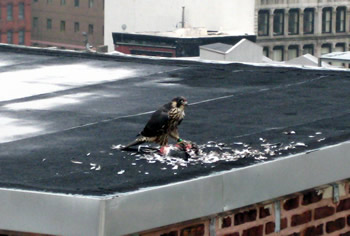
<box><xmin>122</xmin><ymin>96</ymin><xmax>188</xmax><ymax>150</ymax></box>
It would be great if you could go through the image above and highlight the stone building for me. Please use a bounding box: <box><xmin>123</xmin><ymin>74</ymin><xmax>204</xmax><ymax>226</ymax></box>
<box><xmin>31</xmin><ymin>0</ymin><xmax>104</xmax><ymax>50</ymax></box>
<box><xmin>0</xmin><ymin>0</ymin><xmax>31</xmax><ymax>46</ymax></box>
<box><xmin>255</xmin><ymin>0</ymin><xmax>350</xmax><ymax>61</ymax></box>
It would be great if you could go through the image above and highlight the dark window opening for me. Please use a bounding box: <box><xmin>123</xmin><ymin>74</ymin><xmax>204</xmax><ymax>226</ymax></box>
<box><xmin>273</xmin><ymin>10</ymin><xmax>284</xmax><ymax>36</ymax></box>
<box><xmin>288</xmin><ymin>9</ymin><xmax>299</xmax><ymax>35</ymax></box>
<box><xmin>273</xmin><ymin>46</ymin><xmax>284</xmax><ymax>61</ymax></box>
<box><xmin>322</xmin><ymin>7</ymin><xmax>332</xmax><ymax>33</ymax></box>
<box><xmin>263</xmin><ymin>46</ymin><xmax>269</xmax><ymax>57</ymax></box>
<box><xmin>7</xmin><ymin>4</ymin><xmax>13</xmax><ymax>21</ymax></box>
<box><xmin>304</xmin><ymin>8</ymin><xmax>314</xmax><ymax>34</ymax></box>
<box><xmin>258</xmin><ymin>10</ymin><xmax>269</xmax><ymax>36</ymax></box>
<box><xmin>303</xmin><ymin>44</ymin><xmax>314</xmax><ymax>55</ymax></box>
<box><xmin>288</xmin><ymin>45</ymin><xmax>299</xmax><ymax>60</ymax></box>
<box><xmin>336</xmin><ymin>7</ymin><xmax>346</xmax><ymax>32</ymax></box>
<box><xmin>321</xmin><ymin>43</ymin><xmax>332</xmax><ymax>55</ymax></box>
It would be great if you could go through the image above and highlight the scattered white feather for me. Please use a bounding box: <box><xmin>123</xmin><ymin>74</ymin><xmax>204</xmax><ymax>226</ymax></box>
<box><xmin>71</xmin><ymin>160</ymin><xmax>83</xmax><ymax>164</ymax></box>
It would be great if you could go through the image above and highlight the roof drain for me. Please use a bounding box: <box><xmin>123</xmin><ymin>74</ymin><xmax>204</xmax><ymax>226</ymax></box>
<box><xmin>274</xmin><ymin>201</ymin><xmax>281</xmax><ymax>233</ymax></box>
<box><xmin>332</xmin><ymin>183</ymin><xmax>340</xmax><ymax>203</ymax></box>
<box><xmin>209</xmin><ymin>217</ymin><xmax>216</xmax><ymax>236</ymax></box>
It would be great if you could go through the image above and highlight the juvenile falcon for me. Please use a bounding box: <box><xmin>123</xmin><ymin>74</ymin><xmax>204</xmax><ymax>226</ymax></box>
<box><xmin>122</xmin><ymin>96</ymin><xmax>188</xmax><ymax>150</ymax></box>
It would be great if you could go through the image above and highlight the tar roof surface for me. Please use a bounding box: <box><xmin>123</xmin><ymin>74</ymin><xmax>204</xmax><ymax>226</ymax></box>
<box><xmin>1</xmin><ymin>48</ymin><xmax>350</xmax><ymax>196</ymax></box>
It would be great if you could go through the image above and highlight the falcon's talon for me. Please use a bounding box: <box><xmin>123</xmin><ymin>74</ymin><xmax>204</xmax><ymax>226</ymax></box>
<box><xmin>159</xmin><ymin>146</ymin><xmax>170</xmax><ymax>155</ymax></box>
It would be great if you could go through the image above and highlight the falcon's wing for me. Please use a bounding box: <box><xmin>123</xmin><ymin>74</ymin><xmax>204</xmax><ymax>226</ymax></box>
<box><xmin>141</xmin><ymin>108</ymin><xmax>169</xmax><ymax>137</ymax></box>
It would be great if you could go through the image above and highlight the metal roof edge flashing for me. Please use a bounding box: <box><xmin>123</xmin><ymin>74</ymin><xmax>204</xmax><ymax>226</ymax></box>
<box><xmin>0</xmin><ymin>141</ymin><xmax>349</xmax><ymax>235</ymax></box>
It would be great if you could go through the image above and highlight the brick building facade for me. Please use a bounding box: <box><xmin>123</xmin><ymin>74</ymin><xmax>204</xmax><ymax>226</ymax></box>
<box><xmin>138</xmin><ymin>179</ymin><xmax>350</xmax><ymax>236</ymax></box>
<box><xmin>0</xmin><ymin>0</ymin><xmax>31</xmax><ymax>46</ymax></box>
<box><xmin>31</xmin><ymin>0</ymin><xmax>104</xmax><ymax>50</ymax></box>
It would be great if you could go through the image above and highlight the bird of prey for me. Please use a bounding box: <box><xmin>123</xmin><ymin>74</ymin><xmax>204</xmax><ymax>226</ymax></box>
<box><xmin>122</xmin><ymin>96</ymin><xmax>188</xmax><ymax>150</ymax></box>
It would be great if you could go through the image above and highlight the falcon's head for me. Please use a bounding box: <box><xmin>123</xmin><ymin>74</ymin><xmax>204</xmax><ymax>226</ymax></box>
<box><xmin>172</xmin><ymin>96</ymin><xmax>188</xmax><ymax>108</ymax></box>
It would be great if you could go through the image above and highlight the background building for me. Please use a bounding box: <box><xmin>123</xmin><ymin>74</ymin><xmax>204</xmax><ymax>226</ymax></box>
<box><xmin>105</xmin><ymin>0</ymin><xmax>255</xmax><ymax>52</ymax></box>
<box><xmin>0</xmin><ymin>0</ymin><xmax>31</xmax><ymax>46</ymax></box>
<box><xmin>31</xmin><ymin>0</ymin><xmax>104</xmax><ymax>50</ymax></box>
<box><xmin>255</xmin><ymin>0</ymin><xmax>350</xmax><ymax>62</ymax></box>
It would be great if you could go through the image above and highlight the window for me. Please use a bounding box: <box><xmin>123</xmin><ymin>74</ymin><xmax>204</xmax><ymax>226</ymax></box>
<box><xmin>180</xmin><ymin>224</ymin><xmax>204</xmax><ymax>236</ymax></box>
<box><xmin>288</xmin><ymin>45</ymin><xmax>299</xmax><ymax>60</ymax></box>
<box><xmin>19</xmin><ymin>3</ymin><xmax>24</xmax><ymax>20</ymax></box>
<box><xmin>336</xmin><ymin>7</ymin><xmax>346</xmax><ymax>32</ymax></box>
<box><xmin>33</xmin><ymin>17</ymin><xmax>38</xmax><ymax>28</ymax></box>
<box><xmin>288</xmin><ymin>9</ymin><xmax>299</xmax><ymax>35</ymax></box>
<box><xmin>263</xmin><ymin>47</ymin><xmax>269</xmax><ymax>57</ymax></box>
<box><xmin>335</xmin><ymin>43</ymin><xmax>346</xmax><ymax>67</ymax></box>
<box><xmin>321</xmin><ymin>44</ymin><xmax>332</xmax><ymax>55</ymax></box>
<box><xmin>273</xmin><ymin>46</ymin><xmax>284</xmax><ymax>61</ymax></box>
<box><xmin>89</xmin><ymin>0</ymin><xmax>94</xmax><ymax>8</ymax></box>
<box><xmin>273</xmin><ymin>10</ymin><xmax>284</xmax><ymax>36</ymax></box>
<box><xmin>60</xmin><ymin>0</ymin><xmax>66</xmax><ymax>5</ymax></box>
<box><xmin>88</xmin><ymin>24</ymin><xmax>94</xmax><ymax>34</ymax></box>
<box><xmin>322</xmin><ymin>8</ymin><xmax>332</xmax><ymax>33</ymax></box>
<box><xmin>74</xmin><ymin>0</ymin><xmax>79</xmax><ymax>7</ymax></box>
<box><xmin>303</xmin><ymin>44</ymin><xmax>314</xmax><ymax>55</ymax></box>
<box><xmin>47</xmin><ymin>18</ymin><xmax>52</xmax><ymax>30</ymax></box>
<box><xmin>18</xmin><ymin>30</ymin><xmax>25</xmax><ymax>45</ymax></box>
<box><xmin>304</xmin><ymin>8</ymin><xmax>314</xmax><ymax>34</ymax></box>
<box><xmin>7</xmin><ymin>4</ymin><xmax>13</xmax><ymax>21</ymax></box>
<box><xmin>74</xmin><ymin>22</ymin><xmax>80</xmax><ymax>32</ymax></box>
<box><xmin>258</xmin><ymin>10</ymin><xmax>269</xmax><ymax>36</ymax></box>
<box><xmin>335</xmin><ymin>43</ymin><xmax>345</xmax><ymax>52</ymax></box>
<box><xmin>60</xmin><ymin>21</ymin><xmax>66</xmax><ymax>32</ymax></box>
<box><xmin>7</xmin><ymin>31</ymin><xmax>13</xmax><ymax>44</ymax></box>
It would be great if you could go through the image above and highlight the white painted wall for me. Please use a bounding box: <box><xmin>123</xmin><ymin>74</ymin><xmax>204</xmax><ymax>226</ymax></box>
<box><xmin>200</xmin><ymin>50</ymin><xmax>226</xmax><ymax>61</ymax></box>
<box><xmin>225</xmin><ymin>39</ymin><xmax>263</xmax><ymax>63</ymax></box>
<box><xmin>104</xmin><ymin>0</ymin><xmax>255</xmax><ymax>52</ymax></box>
<box><xmin>200</xmin><ymin>39</ymin><xmax>263</xmax><ymax>63</ymax></box>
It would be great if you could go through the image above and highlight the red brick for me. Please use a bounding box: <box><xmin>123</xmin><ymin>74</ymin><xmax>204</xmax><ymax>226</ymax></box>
<box><xmin>336</xmin><ymin>198</ymin><xmax>350</xmax><ymax>212</ymax></box>
<box><xmin>302</xmin><ymin>191</ymin><xmax>322</xmax><ymax>205</ymax></box>
<box><xmin>259</xmin><ymin>207</ymin><xmax>271</xmax><ymax>219</ymax></box>
<box><xmin>161</xmin><ymin>231</ymin><xmax>178</xmax><ymax>236</ymax></box>
<box><xmin>326</xmin><ymin>217</ymin><xmax>345</xmax><ymax>233</ymax></box>
<box><xmin>265</xmin><ymin>222</ymin><xmax>275</xmax><ymax>235</ymax></box>
<box><xmin>224</xmin><ymin>234</ymin><xmax>239</xmax><ymax>236</ymax></box>
<box><xmin>242</xmin><ymin>225</ymin><xmax>263</xmax><ymax>236</ymax></box>
<box><xmin>302</xmin><ymin>224</ymin><xmax>323</xmax><ymax>236</ymax></box>
<box><xmin>284</xmin><ymin>197</ymin><xmax>299</xmax><ymax>211</ymax></box>
<box><xmin>265</xmin><ymin>218</ymin><xmax>288</xmax><ymax>235</ymax></box>
<box><xmin>180</xmin><ymin>224</ymin><xmax>204</xmax><ymax>236</ymax></box>
<box><xmin>340</xmin><ymin>232</ymin><xmax>350</xmax><ymax>236</ymax></box>
<box><xmin>291</xmin><ymin>211</ymin><xmax>312</xmax><ymax>226</ymax></box>
<box><xmin>314</xmin><ymin>206</ymin><xmax>335</xmax><ymax>220</ymax></box>
<box><xmin>234</xmin><ymin>209</ymin><xmax>257</xmax><ymax>225</ymax></box>
<box><xmin>281</xmin><ymin>218</ymin><xmax>288</xmax><ymax>229</ymax></box>
<box><xmin>222</xmin><ymin>216</ymin><xmax>232</xmax><ymax>228</ymax></box>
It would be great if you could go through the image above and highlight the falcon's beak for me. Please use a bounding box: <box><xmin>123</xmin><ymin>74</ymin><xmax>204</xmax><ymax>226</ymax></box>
<box><xmin>183</xmin><ymin>100</ymin><xmax>188</xmax><ymax>106</ymax></box>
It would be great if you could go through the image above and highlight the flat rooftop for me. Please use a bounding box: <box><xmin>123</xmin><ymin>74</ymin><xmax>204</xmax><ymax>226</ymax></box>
<box><xmin>0</xmin><ymin>45</ymin><xmax>350</xmax><ymax>196</ymax></box>
<box><xmin>1</xmin><ymin>45</ymin><xmax>350</xmax><ymax>235</ymax></box>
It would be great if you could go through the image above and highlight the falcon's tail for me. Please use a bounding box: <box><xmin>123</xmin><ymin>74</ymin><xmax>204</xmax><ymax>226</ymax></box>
<box><xmin>121</xmin><ymin>138</ymin><xmax>146</xmax><ymax>150</ymax></box>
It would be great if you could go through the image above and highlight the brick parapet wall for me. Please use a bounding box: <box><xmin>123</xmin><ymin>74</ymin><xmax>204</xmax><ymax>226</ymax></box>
<box><xmin>138</xmin><ymin>179</ymin><xmax>350</xmax><ymax>236</ymax></box>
